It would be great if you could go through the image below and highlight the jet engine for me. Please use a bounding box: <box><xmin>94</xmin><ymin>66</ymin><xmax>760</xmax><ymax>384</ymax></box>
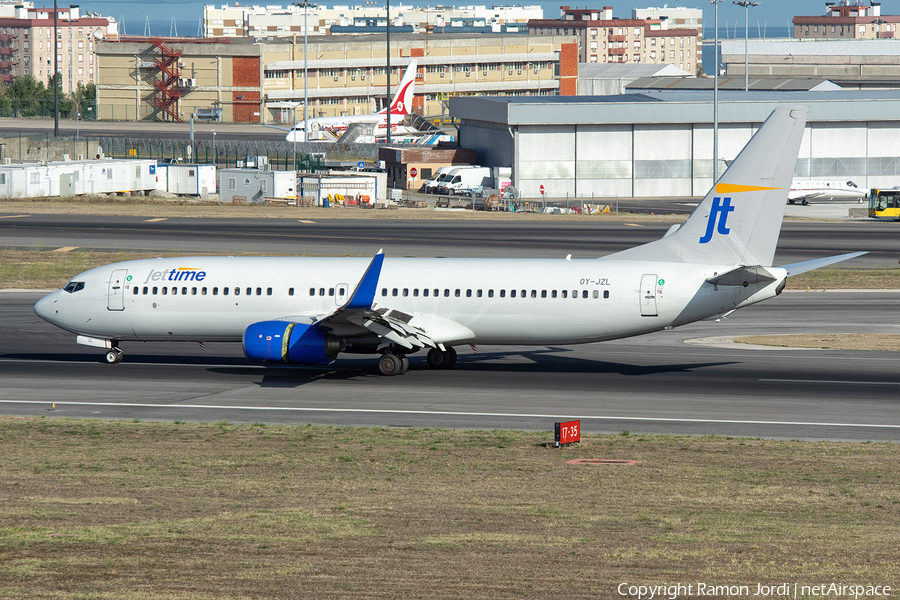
<box><xmin>242</xmin><ymin>321</ymin><xmax>341</xmax><ymax>364</ymax></box>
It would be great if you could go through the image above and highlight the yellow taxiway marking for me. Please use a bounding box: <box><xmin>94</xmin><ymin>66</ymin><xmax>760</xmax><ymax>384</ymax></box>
<box><xmin>144</xmin><ymin>217</ymin><xmax>168</xmax><ymax>222</ymax></box>
<box><xmin>298</xmin><ymin>220</ymin><xmax>316</xmax><ymax>224</ymax></box>
<box><xmin>623</xmin><ymin>223</ymin><xmax>643</xmax><ymax>227</ymax></box>
<box><xmin>52</xmin><ymin>247</ymin><xmax>78</xmax><ymax>253</ymax></box>
<box><xmin>0</xmin><ymin>214</ymin><xmax>30</xmax><ymax>219</ymax></box>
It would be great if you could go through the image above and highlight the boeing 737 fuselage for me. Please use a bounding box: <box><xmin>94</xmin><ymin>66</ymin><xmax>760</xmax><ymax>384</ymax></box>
<box><xmin>35</xmin><ymin>107</ymin><xmax>865</xmax><ymax>375</ymax></box>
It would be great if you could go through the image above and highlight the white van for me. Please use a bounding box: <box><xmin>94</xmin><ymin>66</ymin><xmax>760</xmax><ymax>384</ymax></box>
<box><xmin>434</xmin><ymin>166</ymin><xmax>475</xmax><ymax>195</ymax></box>
<box><xmin>443</xmin><ymin>166</ymin><xmax>492</xmax><ymax>195</ymax></box>
<box><xmin>423</xmin><ymin>166</ymin><xmax>455</xmax><ymax>193</ymax></box>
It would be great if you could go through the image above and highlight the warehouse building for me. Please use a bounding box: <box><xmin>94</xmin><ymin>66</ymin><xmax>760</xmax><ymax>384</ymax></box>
<box><xmin>450</xmin><ymin>90</ymin><xmax>900</xmax><ymax>198</ymax></box>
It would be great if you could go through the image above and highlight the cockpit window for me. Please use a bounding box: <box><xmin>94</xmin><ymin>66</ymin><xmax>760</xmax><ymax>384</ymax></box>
<box><xmin>847</xmin><ymin>181</ymin><xmax>858</xmax><ymax>188</ymax></box>
<box><xmin>63</xmin><ymin>281</ymin><xmax>85</xmax><ymax>293</ymax></box>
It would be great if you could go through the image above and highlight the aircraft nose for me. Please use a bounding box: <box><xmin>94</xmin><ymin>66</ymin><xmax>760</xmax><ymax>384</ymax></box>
<box><xmin>34</xmin><ymin>293</ymin><xmax>59</xmax><ymax>323</ymax></box>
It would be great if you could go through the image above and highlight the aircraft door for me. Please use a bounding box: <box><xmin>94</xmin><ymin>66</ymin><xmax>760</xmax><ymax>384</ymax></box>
<box><xmin>640</xmin><ymin>274</ymin><xmax>658</xmax><ymax>317</ymax></box>
<box><xmin>335</xmin><ymin>283</ymin><xmax>349</xmax><ymax>306</ymax></box>
<box><xmin>107</xmin><ymin>269</ymin><xmax>128</xmax><ymax>311</ymax></box>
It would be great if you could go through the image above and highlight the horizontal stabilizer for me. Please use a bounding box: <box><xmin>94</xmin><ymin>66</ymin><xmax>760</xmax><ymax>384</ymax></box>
<box><xmin>706</xmin><ymin>265</ymin><xmax>777</xmax><ymax>287</ymax></box>
<box><xmin>781</xmin><ymin>252</ymin><xmax>868</xmax><ymax>277</ymax></box>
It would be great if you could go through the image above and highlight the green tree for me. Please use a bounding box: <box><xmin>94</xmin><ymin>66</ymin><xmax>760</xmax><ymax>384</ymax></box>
<box><xmin>75</xmin><ymin>82</ymin><xmax>97</xmax><ymax>120</ymax></box>
<box><xmin>5</xmin><ymin>74</ymin><xmax>45</xmax><ymax>117</ymax></box>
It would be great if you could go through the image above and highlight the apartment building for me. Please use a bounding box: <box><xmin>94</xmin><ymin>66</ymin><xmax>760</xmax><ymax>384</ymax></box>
<box><xmin>0</xmin><ymin>3</ymin><xmax>118</xmax><ymax>91</ymax></box>
<box><xmin>528</xmin><ymin>7</ymin><xmax>699</xmax><ymax>73</ymax></box>
<box><xmin>262</xmin><ymin>33</ymin><xmax>571</xmax><ymax>121</ymax></box>
<box><xmin>202</xmin><ymin>3</ymin><xmax>543</xmax><ymax>38</ymax></box>
<box><xmin>793</xmin><ymin>1</ymin><xmax>900</xmax><ymax>39</ymax></box>
<box><xmin>95</xmin><ymin>33</ymin><xmax>570</xmax><ymax>123</ymax></box>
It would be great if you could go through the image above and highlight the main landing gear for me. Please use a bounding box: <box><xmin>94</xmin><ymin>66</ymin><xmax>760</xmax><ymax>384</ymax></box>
<box><xmin>377</xmin><ymin>352</ymin><xmax>409</xmax><ymax>376</ymax></box>
<box><xmin>375</xmin><ymin>347</ymin><xmax>457</xmax><ymax>376</ymax></box>
<box><xmin>426</xmin><ymin>347</ymin><xmax>457</xmax><ymax>370</ymax></box>
<box><xmin>105</xmin><ymin>347</ymin><xmax>124</xmax><ymax>364</ymax></box>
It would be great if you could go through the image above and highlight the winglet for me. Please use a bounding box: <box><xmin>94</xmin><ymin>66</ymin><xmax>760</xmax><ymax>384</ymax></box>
<box><xmin>343</xmin><ymin>251</ymin><xmax>385</xmax><ymax>310</ymax></box>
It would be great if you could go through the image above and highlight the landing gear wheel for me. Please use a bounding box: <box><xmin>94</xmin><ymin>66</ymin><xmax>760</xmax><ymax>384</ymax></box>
<box><xmin>377</xmin><ymin>353</ymin><xmax>403</xmax><ymax>376</ymax></box>
<box><xmin>445</xmin><ymin>347</ymin><xmax>457</xmax><ymax>368</ymax></box>
<box><xmin>105</xmin><ymin>349</ymin><xmax>123</xmax><ymax>364</ymax></box>
<box><xmin>788</xmin><ymin>199</ymin><xmax>795</xmax><ymax>205</ymax></box>
<box><xmin>426</xmin><ymin>347</ymin><xmax>457</xmax><ymax>370</ymax></box>
<box><xmin>801</xmin><ymin>199</ymin><xmax>809</xmax><ymax>206</ymax></box>
<box><xmin>398</xmin><ymin>356</ymin><xmax>410</xmax><ymax>375</ymax></box>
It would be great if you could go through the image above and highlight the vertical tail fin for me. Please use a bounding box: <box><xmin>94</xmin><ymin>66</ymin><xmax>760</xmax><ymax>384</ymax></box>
<box><xmin>378</xmin><ymin>59</ymin><xmax>418</xmax><ymax>116</ymax></box>
<box><xmin>609</xmin><ymin>106</ymin><xmax>808</xmax><ymax>266</ymax></box>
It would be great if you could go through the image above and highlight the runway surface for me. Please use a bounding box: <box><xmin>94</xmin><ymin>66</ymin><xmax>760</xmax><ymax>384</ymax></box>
<box><xmin>1</xmin><ymin>212</ymin><xmax>897</xmax><ymax>267</ymax></box>
<box><xmin>3</xmin><ymin>290</ymin><xmax>898</xmax><ymax>442</ymax></box>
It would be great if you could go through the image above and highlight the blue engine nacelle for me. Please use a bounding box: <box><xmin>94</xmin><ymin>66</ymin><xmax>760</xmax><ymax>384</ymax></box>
<box><xmin>242</xmin><ymin>321</ymin><xmax>341</xmax><ymax>364</ymax></box>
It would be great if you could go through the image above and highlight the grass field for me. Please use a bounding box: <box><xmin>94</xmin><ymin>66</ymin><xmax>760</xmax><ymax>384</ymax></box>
<box><xmin>0</xmin><ymin>419</ymin><xmax>897</xmax><ymax>599</ymax></box>
<box><xmin>736</xmin><ymin>333</ymin><xmax>900</xmax><ymax>352</ymax></box>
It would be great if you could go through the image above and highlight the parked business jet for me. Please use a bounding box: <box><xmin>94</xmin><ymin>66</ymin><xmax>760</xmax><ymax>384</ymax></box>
<box><xmin>285</xmin><ymin>59</ymin><xmax>419</xmax><ymax>143</ymax></box>
<box><xmin>35</xmin><ymin>106</ymin><xmax>865</xmax><ymax>375</ymax></box>
<box><xmin>788</xmin><ymin>179</ymin><xmax>867</xmax><ymax>205</ymax></box>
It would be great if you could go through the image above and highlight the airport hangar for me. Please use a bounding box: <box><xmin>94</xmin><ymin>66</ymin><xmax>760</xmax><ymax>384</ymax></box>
<box><xmin>449</xmin><ymin>91</ymin><xmax>900</xmax><ymax>199</ymax></box>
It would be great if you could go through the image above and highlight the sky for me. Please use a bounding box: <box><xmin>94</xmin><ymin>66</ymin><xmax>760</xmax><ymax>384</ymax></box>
<box><xmin>65</xmin><ymin>0</ymin><xmax>836</xmax><ymax>36</ymax></box>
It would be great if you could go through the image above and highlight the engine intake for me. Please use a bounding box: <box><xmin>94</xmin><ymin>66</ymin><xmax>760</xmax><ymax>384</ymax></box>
<box><xmin>243</xmin><ymin>321</ymin><xmax>341</xmax><ymax>364</ymax></box>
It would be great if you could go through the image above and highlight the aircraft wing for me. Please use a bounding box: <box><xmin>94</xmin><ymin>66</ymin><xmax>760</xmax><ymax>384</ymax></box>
<box><xmin>263</xmin><ymin>123</ymin><xmax>292</xmax><ymax>132</ymax></box>
<box><xmin>313</xmin><ymin>251</ymin><xmax>439</xmax><ymax>351</ymax></box>
<box><xmin>789</xmin><ymin>190</ymin><xmax>825</xmax><ymax>201</ymax></box>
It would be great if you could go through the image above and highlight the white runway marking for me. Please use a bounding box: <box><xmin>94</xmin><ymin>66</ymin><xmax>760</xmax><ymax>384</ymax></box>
<box><xmin>760</xmin><ymin>378</ymin><xmax>900</xmax><ymax>386</ymax></box>
<box><xmin>0</xmin><ymin>400</ymin><xmax>898</xmax><ymax>430</ymax></box>
<box><xmin>144</xmin><ymin>217</ymin><xmax>168</xmax><ymax>222</ymax></box>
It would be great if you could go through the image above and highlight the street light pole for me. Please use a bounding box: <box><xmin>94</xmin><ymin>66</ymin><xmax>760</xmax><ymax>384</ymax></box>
<box><xmin>293</xmin><ymin>1</ymin><xmax>316</xmax><ymax>149</ymax></box>
<box><xmin>386</xmin><ymin>0</ymin><xmax>391</xmax><ymax>145</ymax></box>
<box><xmin>711</xmin><ymin>0</ymin><xmax>723</xmax><ymax>180</ymax></box>
<box><xmin>733</xmin><ymin>1</ymin><xmax>760</xmax><ymax>93</ymax></box>
<box><xmin>53</xmin><ymin>0</ymin><xmax>58</xmax><ymax>137</ymax></box>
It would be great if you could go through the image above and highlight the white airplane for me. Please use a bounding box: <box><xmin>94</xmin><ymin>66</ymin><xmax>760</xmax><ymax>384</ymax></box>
<box><xmin>788</xmin><ymin>179</ymin><xmax>867</xmax><ymax>205</ymax></box>
<box><xmin>285</xmin><ymin>59</ymin><xmax>419</xmax><ymax>143</ymax></box>
<box><xmin>35</xmin><ymin>106</ymin><xmax>865</xmax><ymax>376</ymax></box>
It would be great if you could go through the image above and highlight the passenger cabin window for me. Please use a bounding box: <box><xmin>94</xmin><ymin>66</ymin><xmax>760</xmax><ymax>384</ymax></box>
<box><xmin>267</xmin><ymin>288</ymin><xmax>273</xmax><ymax>296</ymax></box>
<box><xmin>182</xmin><ymin>287</ymin><xmax>188</xmax><ymax>295</ymax></box>
<box><xmin>604</xmin><ymin>290</ymin><xmax>610</xmax><ymax>299</ymax></box>
<box><xmin>246</xmin><ymin>287</ymin><xmax>252</xmax><ymax>296</ymax></box>
<box><xmin>152</xmin><ymin>287</ymin><xmax>158</xmax><ymax>295</ymax></box>
<box><xmin>381</xmin><ymin>288</ymin><xmax>388</xmax><ymax>296</ymax></box>
<box><xmin>143</xmin><ymin>286</ymin><xmax>148</xmax><ymax>294</ymax></box>
<box><xmin>223</xmin><ymin>287</ymin><xmax>229</xmax><ymax>296</ymax></box>
<box><xmin>234</xmin><ymin>288</ymin><xmax>240</xmax><ymax>296</ymax></box>
<box><xmin>133</xmin><ymin>287</ymin><xmax>139</xmax><ymax>295</ymax></box>
<box><xmin>202</xmin><ymin>287</ymin><xmax>208</xmax><ymax>295</ymax></box>
<box><xmin>289</xmin><ymin>288</ymin><xmax>295</xmax><ymax>296</ymax></box>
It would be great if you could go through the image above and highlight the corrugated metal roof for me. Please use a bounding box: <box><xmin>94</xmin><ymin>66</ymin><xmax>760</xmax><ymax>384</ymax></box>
<box><xmin>625</xmin><ymin>76</ymin><xmax>843</xmax><ymax>91</ymax></box>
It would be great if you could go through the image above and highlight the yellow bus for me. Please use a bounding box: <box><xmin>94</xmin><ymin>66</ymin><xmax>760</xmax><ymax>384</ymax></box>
<box><xmin>868</xmin><ymin>187</ymin><xmax>900</xmax><ymax>221</ymax></box>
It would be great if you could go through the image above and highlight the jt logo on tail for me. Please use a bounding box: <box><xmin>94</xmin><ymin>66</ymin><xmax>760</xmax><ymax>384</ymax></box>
<box><xmin>699</xmin><ymin>197</ymin><xmax>735</xmax><ymax>244</ymax></box>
